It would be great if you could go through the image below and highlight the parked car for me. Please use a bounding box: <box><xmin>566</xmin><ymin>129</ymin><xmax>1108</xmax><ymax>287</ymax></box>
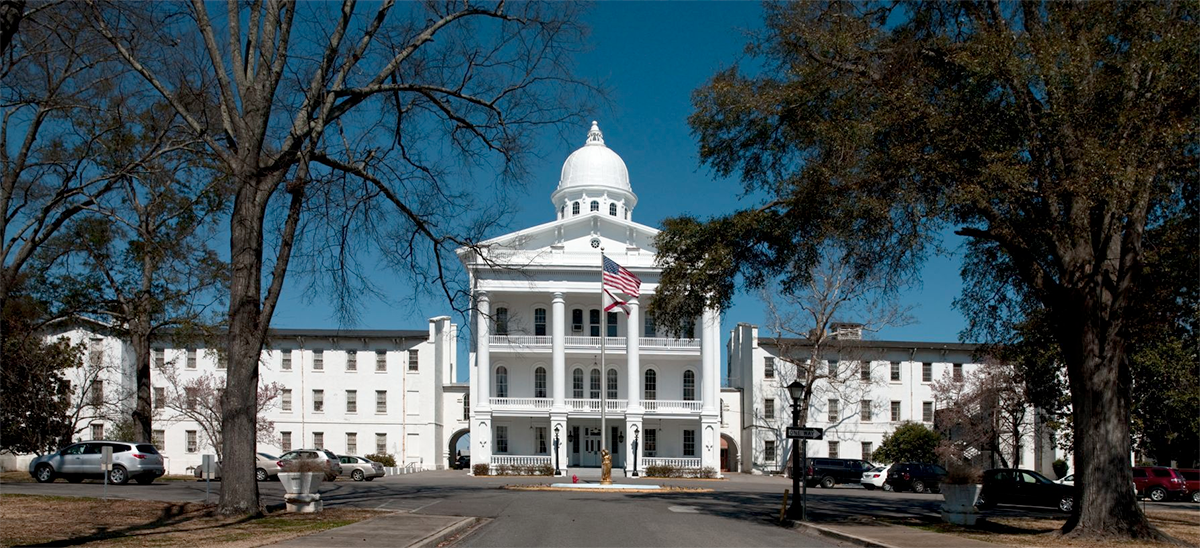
<box><xmin>861</xmin><ymin>465</ymin><xmax>891</xmax><ymax>491</ymax></box>
<box><xmin>338</xmin><ymin>455</ymin><xmax>385</xmax><ymax>481</ymax></box>
<box><xmin>278</xmin><ymin>449</ymin><xmax>343</xmax><ymax>481</ymax></box>
<box><xmin>29</xmin><ymin>441</ymin><xmax>165</xmax><ymax>485</ymax></box>
<box><xmin>456</xmin><ymin>455</ymin><xmax>471</xmax><ymax>470</ymax></box>
<box><xmin>977</xmin><ymin>468</ymin><xmax>1076</xmax><ymax>512</ymax></box>
<box><xmin>803</xmin><ymin>458</ymin><xmax>874</xmax><ymax>488</ymax></box>
<box><xmin>193</xmin><ymin>452</ymin><xmax>282</xmax><ymax>482</ymax></box>
<box><xmin>884</xmin><ymin>462</ymin><xmax>948</xmax><ymax>493</ymax></box>
<box><xmin>1055</xmin><ymin>473</ymin><xmax>1074</xmax><ymax>486</ymax></box>
<box><xmin>1132</xmin><ymin>466</ymin><xmax>1188</xmax><ymax>502</ymax></box>
<box><xmin>1178</xmin><ymin>469</ymin><xmax>1200</xmax><ymax>503</ymax></box>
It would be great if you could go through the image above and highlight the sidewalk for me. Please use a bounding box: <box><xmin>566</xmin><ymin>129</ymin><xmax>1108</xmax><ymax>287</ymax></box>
<box><xmin>261</xmin><ymin>513</ymin><xmax>479</xmax><ymax>548</ymax></box>
<box><xmin>793</xmin><ymin>519</ymin><xmax>1007</xmax><ymax>548</ymax></box>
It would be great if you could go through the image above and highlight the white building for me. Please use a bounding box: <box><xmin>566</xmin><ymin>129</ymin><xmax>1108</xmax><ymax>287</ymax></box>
<box><xmin>459</xmin><ymin>122</ymin><xmax>724</xmax><ymax>476</ymax></box>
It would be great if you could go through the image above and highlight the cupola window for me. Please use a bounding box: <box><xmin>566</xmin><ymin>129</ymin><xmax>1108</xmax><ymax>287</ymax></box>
<box><xmin>572</xmin><ymin>202</ymin><xmax>580</xmax><ymax>215</ymax></box>
<box><xmin>609</xmin><ymin>203</ymin><xmax>617</xmax><ymax>216</ymax></box>
<box><xmin>590</xmin><ymin>200</ymin><xmax>599</xmax><ymax>212</ymax></box>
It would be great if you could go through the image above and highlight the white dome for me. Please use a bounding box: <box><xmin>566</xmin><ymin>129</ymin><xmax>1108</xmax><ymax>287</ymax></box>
<box><xmin>556</xmin><ymin>122</ymin><xmax>631</xmax><ymax>193</ymax></box>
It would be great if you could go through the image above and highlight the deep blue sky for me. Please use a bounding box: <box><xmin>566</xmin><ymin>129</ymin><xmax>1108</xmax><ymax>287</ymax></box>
<box><xmin>269</xmin><ymin>2</ymin><xmax>969</xmax><ymax>379</ymax></box>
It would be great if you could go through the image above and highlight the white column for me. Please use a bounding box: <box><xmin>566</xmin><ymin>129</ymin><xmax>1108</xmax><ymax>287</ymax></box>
<box><xmin>625</xmin><ymin>297</ymin><xmax>640</xmax><ymax>411</ymax></box>
<box><xmin>552</xmin><ymin>292</ymin><xmax>566</xmax><ymax>411</ymax></box>
<box><xmin>708</xmin><ymin>307</ymin><xmax>721</xmax><ymax>406</ymax></box>
<box><xmin>701</xmin><ymin>308</ymin><xmax>718</xmax><ymax>414</ymax></box>
<box><xmin>476</xmin><ymin>291</ymin><xmax>491</xmax><ymax>410</ymax></box>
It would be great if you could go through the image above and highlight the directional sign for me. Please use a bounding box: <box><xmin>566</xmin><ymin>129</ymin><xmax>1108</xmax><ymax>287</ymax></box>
<box><xmin>786</xmin><ymin>427</ymin><xmax>824</xmax><ymax>440</ymax></box>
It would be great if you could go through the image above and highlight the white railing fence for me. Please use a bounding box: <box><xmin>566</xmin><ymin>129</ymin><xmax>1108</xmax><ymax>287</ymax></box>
<box><xmin>491</xmin><ymin>455</ymin><xmax>552</xmax><ymax>466</ymax></box>
<box><xmin>488</xmin><ymin>335</ymin><xmax>700</xmax><ymax>350</ymax></box>
<box><xmin>640</xmin><ymin>400</ymin><xmax>702</xmax><ymax>413</ymax></box>
<box><xmin>642</xmin><ymin>457</ymin><xmax>702</xmax><ymax>469</ymax></box>
<box><xmin>491</xmin><ymin>397</ymin><xmax>552</xmax><ymax>410</ymax></box>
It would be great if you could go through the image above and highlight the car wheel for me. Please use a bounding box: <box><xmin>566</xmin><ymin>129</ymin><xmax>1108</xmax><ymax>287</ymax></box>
<box><xmin>67</xmin><ymin>476</ymin><xmax>84</xmax><ymax>483</ymax></box>
<box><xmin>1149</xmin><ymin>487</ymin><xmax>1167</xmax><ymax>502</ymax></box>
<box><xmin>1192</xmin><ymin>491</ymin><xmax>1200</xmax><ymax>503</ymax></box>
<box><xmin>976</xmin><ymin>491</ymin><xmax>994</xmax><ymax>509</ymax></box>
<box><xmin>352</xmin><ymin>469</ymin><xmax>365</xmax><ymax>481</ymax></box>
<box><xmin>820</xmin><ymin>476</ymin><xmax>835</xmax><ymax>489</ymax></box>
<box><xmin>136</xmin><ymin>476</ymin><xmax>154</xmax><ymax>485</ymax></box>
<box><xmin>883</xmin><ymin>483</ymin><xmax>893</xmax><ymax>492</ymax></box>
<box><xmin>863</xmin><ymin>484</ymin><xmax>875</xmax><ymax>491</ymax></box>
<box><xmin>109</xmin><ymin>465</ymin><xmax>129</xmax><ymax>485</ymax></box>
<box><xmin>1058</xmin><ymin>496</ymin><xmax>1074</xmax><ymax>513</ymax></box>
<box><xmin>35</xmin><ymin>465</ymin><xmax>55</xmax><ymax>483</ymax></box>
<box><xmin>912</xmin><ymin>480</ymin><xmax>926</xmax><ymax>494</ymax></box>
<box><xmin>256</xmin><ymin>468</ymin><xmax>268</xmax><ymax>482</ymax></box>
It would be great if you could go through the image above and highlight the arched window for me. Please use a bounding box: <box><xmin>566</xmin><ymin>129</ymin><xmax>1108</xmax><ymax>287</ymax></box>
<box><xmin>607</xmin><ymin>369</ymin><xmax>618</xmax><ymax>399</ymax></box>
<box><xmin>496</xmin><ymin>366</ymin><xmax>508</xmax><ymax>398</ymax></box>
<box><xmin>644</xmin><ymin>370</ymin><xmax>657</xmax><ymax>400</ymax></box>
<box><xmin>495</xmin><ymin>307</ymin><xmax>508</xmax><ymax>335</ymax></box>
<box><xmin>573</xmin><ymin>368</ymin><xmax>584</xmax><ymax>398</ymax></box>
<box><xmin>590</xmin><ymin>369</ymin><xmax>601</xmax><ymax>399</ymax></box>
<box><xmin>590</xmin><ymin>200</ymin><xmax>599</xmax><ymax>212</ymax></box>
<box><xmin>609</xmin><ymin>203</ymin><xmax>617</xmax><ymax>216</ymax></box>
<box><xmin>535</xmin><ymin>367</ymin><xmax>547</xmax><ymax>398</ymax></box>
<box><xmin>572</xmin><ymin>202</ymin><xmax>580</xmax><ymax>215</ymax></box>
<box><xmin>534</xmin><ymin>308</ymin><xmax>547</xmax><ymax>336</ymax></box>
<box><xmin>683</xmin><ymin>370</ymin><xmax>696</xmax><ymax>401</ymax></box>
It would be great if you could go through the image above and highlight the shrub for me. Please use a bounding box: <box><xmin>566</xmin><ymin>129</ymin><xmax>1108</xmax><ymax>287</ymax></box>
<box><xmin>535</xmin><ymin>463</ymin><xmax>555</xmax><ymax>476</ymax></box>
<box><xmin>365</xmin><ymin>453</ymin><xmax>396</xmax><ymax>467</ymax></box>
<box><xmin>943</xmin><ymin>462</ymin><xmax>982</xmax><ymax>484</ymax></box>
<box><xmin>697</xmin><ymin>466</ymin><xmax>717</xmax><ymax>479</ymax></box>
<box><xmin>473</xmin><ymin>463</ymin><xmax>490</xmax><ymax>476</ymax></box>
<box><xmin>645</xmin><ymin>464</ymin><xmax>674</xmax><ymax>477</ymax></box>
<box><xmin>281</xmin><ymin>458</ymin><xmax>327</xmax><ymax>473</ymax></box>
<box><xmin>1052</xmin><ymin>459</ymin><xmax>1069</xmax><ymax>479</ymax></box>
<box><xmin>497</xmin><ymin>463</ymin><xmax>513</xmax><ymax>476</ymax></box>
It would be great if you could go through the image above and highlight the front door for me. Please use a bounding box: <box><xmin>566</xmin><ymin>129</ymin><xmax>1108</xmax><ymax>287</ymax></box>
<box><xmin>581</xmin><ymin>428</ymin><xmax>601</xmax><ymax>467</ymax></box>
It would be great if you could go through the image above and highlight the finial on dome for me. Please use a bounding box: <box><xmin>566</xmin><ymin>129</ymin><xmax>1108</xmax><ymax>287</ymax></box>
<box><xmin>586</xmin><ymin>120</ymin><xmax>605</xmax><ymax>146</ymax></box>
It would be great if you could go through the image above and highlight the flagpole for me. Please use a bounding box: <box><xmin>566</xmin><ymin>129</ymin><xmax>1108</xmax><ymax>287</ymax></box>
<box><xmin>599</xmin><ymin>248</ymin><xmax>607</xmax><ymax>482</ymax></box>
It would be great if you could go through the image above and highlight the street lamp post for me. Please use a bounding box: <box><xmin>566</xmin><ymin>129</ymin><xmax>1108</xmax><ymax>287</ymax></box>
<box><xmin>631</xmin><ymin>425</ymin><xmax>639</xmax><ymax>477</ymax></box>
<box><xmin>787</xmin><ymin>380</ymin><xmax>806</xmax><ymax>521</ymax></box>
<box><xmin>553</xmin><ymin>425</ymin><xmax>562</xmax><ymax>476</ymax></box>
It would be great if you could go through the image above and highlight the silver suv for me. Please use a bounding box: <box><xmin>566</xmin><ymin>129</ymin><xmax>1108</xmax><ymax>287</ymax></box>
<box><xmin>278</xmin><ymin>448</ymin><xmax>343</xmax><ymax>481</ymax></box>
<box><xmin>30</xmin><ymin>441</ymin><xmax>165</xmax><ymax>485</ymax></box>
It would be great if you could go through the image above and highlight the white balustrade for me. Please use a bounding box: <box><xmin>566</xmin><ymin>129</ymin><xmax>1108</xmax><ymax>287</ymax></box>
<box><xmin>490</xmin><ymin>397</ymin><xmax>552</xmax><ymax>410</ymax></box>
<box><xmin>640</xmin><ymin>400</ymin><xmax>703</xmax><ymax>413</ymax></box>
<box><xmin>489</xmin><ymin>335</ymin><xmax>552</xmax><ymax>347</ymax></box>
<box><xmin>491</xmin><ymin>455</ymin><xmax>552</xmax><ymax>466</ymax></box>
<box><xmin>489</xmin><ymin>335</ymin><xmax>700</xmax><ymax>350</ymax></box>
<box><xmin>564</xmin><ymin>399</ymin><xmax>627</xmax><ymax>412</ymax></box>
<box><xmin>642</xmin><ymin>457</ymin><xmax>702</xmax><ymax>469</ymax></box>
<box><xmin>641</xmin><ymin>337</ymin><xmax>701</xmax><ymax>349</ymax></box>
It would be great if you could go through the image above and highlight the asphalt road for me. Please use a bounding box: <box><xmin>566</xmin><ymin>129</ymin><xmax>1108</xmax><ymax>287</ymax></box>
<box><xmin>4</xmin><ymin>471</ymin><xmax>1195</xmax><ymax>547</ymax></box>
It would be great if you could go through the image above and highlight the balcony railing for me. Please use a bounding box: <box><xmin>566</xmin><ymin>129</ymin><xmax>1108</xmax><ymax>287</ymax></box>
<box><xmin>486</xmin><ymin>397</ymin><xmax>701</xmax><ymax>415</ymax></box>
<box><xmin>641</xmin><ymin>400</ymin><xmax>703</xmax><ymax>413</ymax></box>
<box><xmin>488</xmin><ymin>335</ymin><xmax>699</xmax><ymax>350</ymax></box>
<box><xmin>490</xmin><ymin>455</ymin><xmax>552</xmax><ymax>467</ymax></box>
<box><xmin>565</xmin><ymin>398</ymin><xmax>628</xmax><ymax>413</ymax></box>
<box><xmin>491</xmin><ymin>397</ymin><xmax>552</xmax><ymax>411</ymax></box>
<box><xmin>642</xmin><ymin>457</ymin><xmax>702</xmax><ymax>469</ymax></box>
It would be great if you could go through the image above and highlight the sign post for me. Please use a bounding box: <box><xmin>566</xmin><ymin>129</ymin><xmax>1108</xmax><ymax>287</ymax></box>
<box><xmin>202</xmin><ymin>454</ymin><xmax>215</xmax><ymax>504</ymax></box>
<box><xmin>785</xmin><ymin>426</ymin><xmax>821</xmax><ymax>521</ymax></box>
<box><xmin>100</xmin><ymin>445</ymin><xmax>113</xmax><ymax>500</ymax></box>
<box><xmin>786</xmin><ymin>427</ymin><xmax>824</xmax><ymax>440</ymax></box>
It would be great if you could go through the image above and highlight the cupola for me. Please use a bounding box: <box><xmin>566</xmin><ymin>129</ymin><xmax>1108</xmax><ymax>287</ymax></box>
<box><xmin>551</xmin><ymin>121</ymin><xmax>638</xmax><ymax>221</ymax></box>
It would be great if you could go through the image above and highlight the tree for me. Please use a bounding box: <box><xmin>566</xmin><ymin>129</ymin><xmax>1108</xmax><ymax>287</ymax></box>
<box><xmin>932</xmin><ymin>362</ymin><xmax>1038</xmax><ymax>469</ymax></box>
<box><xmin>90</xmin><ymin>0</ymin><xmax>591</xmax><ymax>514</ymax></box>
<box><xmin>654</xmin><ymin>1</ymin><xmax>1195</xmax><ymax>539</ymax></box>
<box><xmin>0</xmin><ymin>292</ymin><xmax>78</xmax><ymax>455</ymax></box>
<box><xmin>872</xmin><ymin>422</ymin><xmax>940</xmax><ymax>465</ymax></box>
<box><xmin>157</xmin><ymin>357</ymin><xmax>282</xmax><ymax>461</ymax></box>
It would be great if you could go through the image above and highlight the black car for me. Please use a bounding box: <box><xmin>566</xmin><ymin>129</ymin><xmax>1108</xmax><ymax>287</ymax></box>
<box><xmin>456</xmin><ymin>455</ymin><xmax>471</xmax><ymax>470</ymax></box>
<box><xmin>804</xmin><ymin>458</ymin><xmax>874</xmax><ymax>488</ymax></box>
<box><xmin>884</xmin><ymin>462</ymin><xmax>948</xmax><ymax>493</ymax></box>
<box><xmin>977</xmin><ymin>468</ymin><xmax>1076</xmax><ymax>512</ymax></box>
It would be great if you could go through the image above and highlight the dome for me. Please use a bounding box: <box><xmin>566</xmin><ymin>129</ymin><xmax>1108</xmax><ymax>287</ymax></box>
<box><xmin>556</xmin><ymin>121</ymin><xmax>631</xmax><ymax>193</ymax></box>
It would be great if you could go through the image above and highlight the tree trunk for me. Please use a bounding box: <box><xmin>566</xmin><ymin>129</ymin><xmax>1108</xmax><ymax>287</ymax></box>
<box><xmin>129</xmin><ymin>323</ymin><xmax>152</xmax><ymax>443</ymax></box>
<box><xmin>218</xmin><ymin>178</ymin><xmax>267</xmax><ymax>516</ymax></box>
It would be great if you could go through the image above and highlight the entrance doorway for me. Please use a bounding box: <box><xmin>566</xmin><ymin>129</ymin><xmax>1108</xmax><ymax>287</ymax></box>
<box><xmin>579</xmin><ymin>427</ymin><xmax>601</xmax><ymax>467</ymax></box>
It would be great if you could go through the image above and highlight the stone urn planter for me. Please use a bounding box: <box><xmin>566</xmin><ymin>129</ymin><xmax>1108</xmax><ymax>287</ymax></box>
<box><xmin>940</xmin><ymin>483</ymin><xmax>982</xmax><ymax>525</ymax></box>
<box><xmin>278</xmin><ymin>472</ymin><xmax>324</xmax><ymax>513</ymax></box>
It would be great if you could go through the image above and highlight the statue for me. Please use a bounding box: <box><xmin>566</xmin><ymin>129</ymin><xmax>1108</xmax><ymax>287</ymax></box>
<box><xmin>600</xmin><ymin>449</ymin><xmax>613</xmax><ymax>485</ymax></box>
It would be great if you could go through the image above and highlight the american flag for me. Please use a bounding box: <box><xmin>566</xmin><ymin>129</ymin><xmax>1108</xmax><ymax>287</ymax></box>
<box><xmin>603</xmin><ymin>256</ymin><xmax>641</xmax><ymax>297</ymax></box>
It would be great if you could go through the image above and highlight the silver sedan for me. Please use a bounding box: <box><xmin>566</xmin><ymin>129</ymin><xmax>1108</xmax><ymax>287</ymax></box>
<box><xmin>338</xmin><ymin>455</ymin><xmax>385</xmax><ymax>481</ymax></box>
<box><xmin>193</xmin><ymin>452</ymin><xmax>281</xmax><ymax>481</ymax></box>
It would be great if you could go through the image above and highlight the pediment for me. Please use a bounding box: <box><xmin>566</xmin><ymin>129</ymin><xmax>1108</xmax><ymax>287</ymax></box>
<box><xmin>457</xmin><ymin>214</ymin><xmax>660</xmax><ymax>269</ymax></box>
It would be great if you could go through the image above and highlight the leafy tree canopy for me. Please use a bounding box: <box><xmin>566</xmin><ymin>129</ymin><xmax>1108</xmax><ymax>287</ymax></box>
<box><xmin>0</xmin><ymin>290</ymin><xmax>80</xmax><ymax>454</ymax></box>
<box><xmin>872</xmin><ymin>422</ymin><xmax>941</xmax><ymax>465</ymax></box>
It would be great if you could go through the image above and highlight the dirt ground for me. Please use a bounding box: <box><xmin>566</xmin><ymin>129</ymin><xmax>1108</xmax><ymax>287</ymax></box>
<box><xmin>895</xmin><ymin>509</ymin><xmax>1200</xmax><ymax>548</ymax></box>
<box><xmin>0</xmin><ymin>494</ymin><xmax>379</xmax><ymax>548</ymax></box>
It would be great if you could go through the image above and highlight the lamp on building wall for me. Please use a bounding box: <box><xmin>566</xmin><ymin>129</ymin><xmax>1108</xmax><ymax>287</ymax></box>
<box><xmin>618</xmin><ymin>431</ymin><xmax>625</xmax><ymax>444</ymax></box>
<box><xmin>787</xmin><ymin>379</ymin><xmax>806</xmax><ymax>521</ymax></box>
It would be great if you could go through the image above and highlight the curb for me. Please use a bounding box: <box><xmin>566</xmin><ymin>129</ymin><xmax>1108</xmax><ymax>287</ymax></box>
<box><xmin>788</xmin><ymin>520</ymin><xmax>898</xmax><ymax>548</ymax></box>
<box><xmin>409</xmin><ymin>516</ymin><xmax>481</xmax><ymax>548</ymax></box>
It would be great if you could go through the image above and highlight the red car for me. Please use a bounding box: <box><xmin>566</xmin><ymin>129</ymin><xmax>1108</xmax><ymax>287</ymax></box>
<box><xmin>1132</xmin><ymin>466</ymin><xmax>1188</xmax><ymax>502</ymax></box>
<box><xmin>1178</xmin><ymin>468</ymin><xmax>1200</xmax><ymax>503</ymax></box>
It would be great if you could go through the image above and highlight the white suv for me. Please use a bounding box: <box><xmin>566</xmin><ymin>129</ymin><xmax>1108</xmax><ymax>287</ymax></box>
<box><xmin>30</xmin><ymin>441</ymin><xmax>165</xmax><ymax>485</ymax></box>
<box><xmin>278</xmin><ymin>448</ymin><xmax>343</xmax><ymax>481</ymax></box>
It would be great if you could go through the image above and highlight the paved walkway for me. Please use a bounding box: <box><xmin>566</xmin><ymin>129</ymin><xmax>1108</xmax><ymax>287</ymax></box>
<box><xmin>262</xmin><ymin>513</ymin><xmax>478</xmax><ymax>548</ymax></box>
<box><xmin>799</xmin><ymin>520</ymin><xmax>1007</xmax><ymax>548</ymax></box>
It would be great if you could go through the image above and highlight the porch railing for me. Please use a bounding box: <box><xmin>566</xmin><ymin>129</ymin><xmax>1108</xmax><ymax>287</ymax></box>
<box><xmin>491</xmin><ymin>397</ymin><xmax>552</xmax><ymax>410</ymax></box>
<box><xmin>642</xmin><ymin>457</ymin><xmax>702</xmax><ymax>469</ymax></box>
<box><xmin>491</xmin><ymin>455</ymin><xmax>552</xmax><ymax>466</ymax></box>
<box><xmin>488</xmin><ymin>335</ymin><xmax>700</xmax><ymax>350</ymax></box>
<box><xmin>641</xmin><ymin>400</ymin><xmax>702</xmax><ymax>413</ymax></box>
<box><xmin>564</xmin><ymin>398</ymin><xmax>628</xmax><ymax>412</ymax></box>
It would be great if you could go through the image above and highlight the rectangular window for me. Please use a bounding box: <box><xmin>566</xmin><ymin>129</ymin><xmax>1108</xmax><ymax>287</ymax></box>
<box><xmin>282</xmin><ymin>431</ymin><xmax>292</xmax><ymax>451</ymax></box>
<box><xmin>828</xmin><ymin>441</ymin><xmax>839</xmax><ymax>458</ymax></box>
<box><xmin>589</xmin><ymin>309</ymin><xmax>600</xmax><ymax>337</ymax></box>
<box><xmin>923</xmin><ymin>401</ymin><xmax>934</xmax><ymax>422</ymax></box>
<box><xmin>282</xmin><ymin>389</ymin><xmax>292</xmax><ymax>411</ymax></box>
<box><xmin>953</xmin><ymin>363</ymin><xmax>963</xmax><ymax>382</ymax></box>
<box><xmin>346</xmin><ymin>390</ymin><xmax>357</xmax><ymax>413</ymax></box>
<box><xmin>185</xmin><ymin>387</ymin><xmax>198</xmax><ymax>410</ymax></box>
<box><xmin>683</xmin><ymin>430</ymin><xmax>695</xmax><ymax>457</ymax></box>
<box><xmin>535</xmin><ymin>308</ymin><xmax>547</xmax><ymax>336</ymax></box>
<box><xmin>536</xmin><ymin>427</ymin><xmax>547</xmax><ymax>454</ymax></box>
<box><xmin>922</xmin><ymin>362</ymin><xmax>932</xmax><ymax>382</ymax></box>
<box><xmin>346</xmin><ymin>352</ymin><xmax>357</xmax><ymax>371</ymax></box>
<box><xmin>313</xmin><ymin>389</ymin><xmax>324</xmax><ymax>412</ymax></box>
<box><xmin>645</xmin><ymin>429</ymin><xmax>657</xmax><ymax>453</ymax></box>
<box><xmin>764</xmin><ymin>398</ymin><xmax>775</xmax><ymax>420</ymax></box>
<box><xmin>644</xmin><ymin>311</ymin><xmax>655</xmax><ymax>337</ymax></box>
<box><xmin>862</xmin><ymin>441</ymin><xmax>873</xmax><ymax>462</ymax></box>
<box><xmin>154</xmin><ymin>387</ymin><xmax>165</xmax><ymax>409</ymax></box>
<box><xmin>152</xmin><ymin>429</ymin><xmax>165</xmax><ymax>449</ymax></box>
<box><xmin>496</xmin><ymin>426</ymin><xmax>509</xmax><ymax>453</ymax></box>
<box><xmin>860</xmin><ymin>361</ymin><xmax>871</xmax><ymax>382</ymax></box>
<box><xmin>861</xmin><ymin>400</ymin><xmax>872</xmax><ymax>422</ymax></box>
<box><xmin>606</xmin><ymin>371</ymin><xmax>617</xmax><ymax>400</ymax></box>
<box><xmin>572</xmin><ymin>309</ymin><xmax>584</xmax><ymax>332</ymax></box>
<box><xmin>890</xmin><ymin>361</ymin><xmax>900</xmax><ymax>381</ymax></box>
<box><xmin>765</xmin><ymin>440</ymin><xmax>776</xmax><ymax>462</ymax></box>
<box><xmin>607</xmin><ymin>311</ymin><xmax>618</xmax><ymax>337</ymax></box>
<box><xmin>281</xmin><ymin>350</ymin><xmax>291</xmax><ymax>370</ymax></box>
<box><xmin>377</xmin><ymin>351</ymin><xmax>387</xmax><ymax>372</ymax></box>
<box><xmin>91</xmin><ymin>423</ymin><xmax>104</xmax><ymax>440</ymax></box>
<box><xmin>828</xmin><ymin>399</ymin><xmax>839</xmax><ymax>422</ymax></box>
<box><xmin>186</xmin><ymin>430</ymin><xmax>197</xmax><ymax>453</ymax></box>
<box><xmin>408</xmin><ymin>350</ymin><xmax>419</xmax><ymax>372</ymax></box>
<box><xmin>153</xmin><ymin>349</ymin><xmax>164</xmax><ymax>369</ymax></box>
<box><xmin>495</xmin><ymin>307</ymin><xmax>508</xmax><ymax>335</ymax></box>
<box><xmin>764</xmin><ymin>357</ymin><xmax>775</xmax><ymax>379</ymax></box>
<box><xmin>376</xmin><ymin>390</ymin><xmax>387</xmax><ymax>414</ymax></box>
<box><xmin>376</xmin><ymin>433</ymin><xmax>387</xmax><ymax>454</ymax></box>
<box><xmin>346</xmin><ymin>433</ymin><xmax>357</xmax><ymax>455</ymax></box>
<box><xmin>313</xmin><ymin>432</ymin><xmax>324</xmax><ymax>449</ymax></box>
<box><xmin>90</xmin><ymin>380</ymin><xmax>104</xmax><ymax>407</ymax></box>
<box><xmin>187</xmin><ymin>349</ymin><xmax>196</xmax><ymax>369</ymax></box>
<box><xmin>891</xmin><ymin>400</ymin><xmax>901</xmax><ymax>422</ymax></box>
<box><xmin>313</xmin><ymin>350</ymin><xmax>324</xmax><ymax>371</ymax></box>
<box><xmin>463</xmin><ymin>395</ymin><xmax>470</xmax><ymax>420</ymax></box>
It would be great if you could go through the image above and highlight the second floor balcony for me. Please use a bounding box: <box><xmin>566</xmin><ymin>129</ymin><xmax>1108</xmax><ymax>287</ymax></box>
<box><xmin>488</xmin><ymin>335</ymin><xmax>699</xmax><ymax>353</ymax></box>
<box><xmin>488</xmin><ymin>397</ymin><xmax>704</xmax><ymax>416</ymax></box>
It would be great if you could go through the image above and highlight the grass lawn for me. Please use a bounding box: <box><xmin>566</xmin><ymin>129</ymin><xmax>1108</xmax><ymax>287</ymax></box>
<box><xmin>0</xmin><ymin>494</ymin><xmax>380</xmax><ymax>547</ymax></box>
<box><xmin>892</xmin><ymin>509</ymin><xmax>1199</xmax><ymax>547</ymax></box>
